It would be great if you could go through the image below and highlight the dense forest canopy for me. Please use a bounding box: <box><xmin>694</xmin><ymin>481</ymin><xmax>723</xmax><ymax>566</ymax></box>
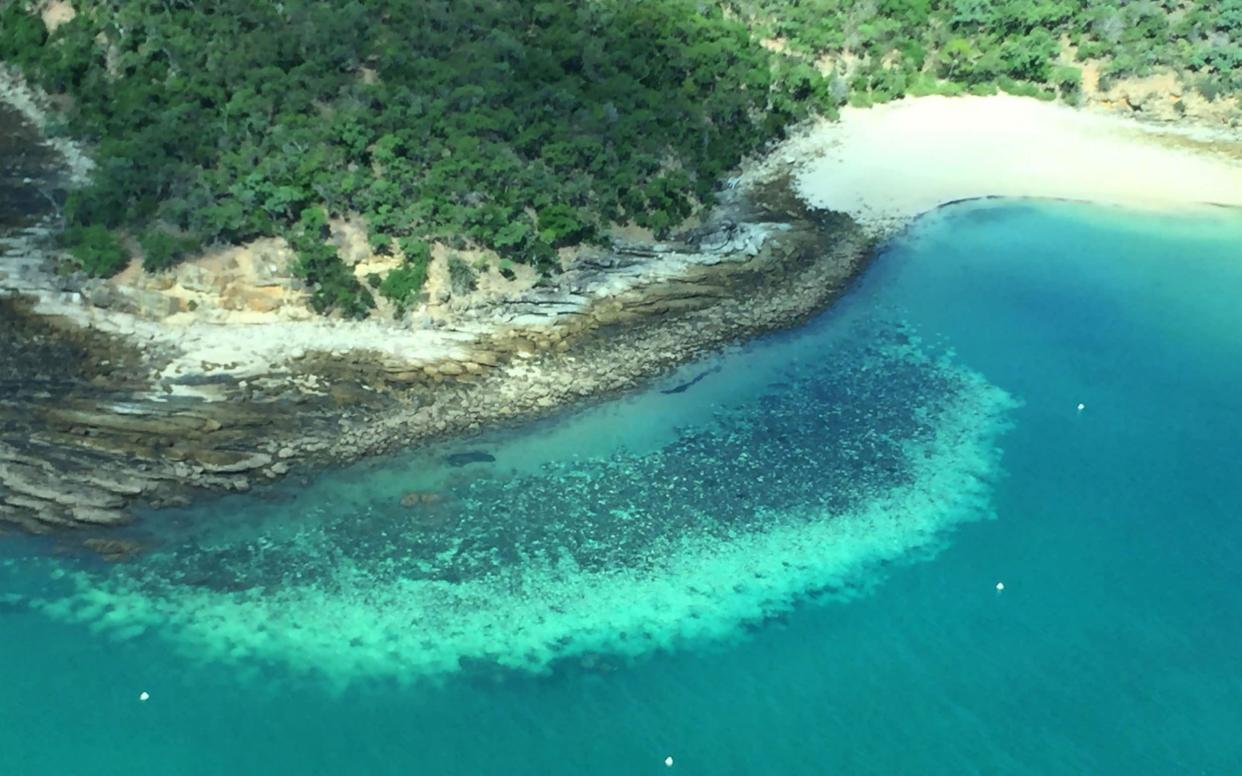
<box><xmin>1</xmin><ymin>0</ymin><xmax>1237</xmax><ymax>317</ymax></box>
<box><xmin>731</xmin><ymin>0</ymin><xmax>1242</xmax><ymax>105</ymax></box>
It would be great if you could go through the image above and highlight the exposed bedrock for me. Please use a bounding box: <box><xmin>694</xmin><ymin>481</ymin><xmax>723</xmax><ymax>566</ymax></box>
<box><xmin>1</xmin><ymin>181</ymin><xmax>871</xmax><ymax>536</ymax></box>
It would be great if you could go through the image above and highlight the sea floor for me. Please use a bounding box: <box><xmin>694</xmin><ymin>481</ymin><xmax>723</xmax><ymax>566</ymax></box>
<box><xmin>2</xmin><ymin>199</ymin><xmax>1241</xmax><ymax>774</ymax></box>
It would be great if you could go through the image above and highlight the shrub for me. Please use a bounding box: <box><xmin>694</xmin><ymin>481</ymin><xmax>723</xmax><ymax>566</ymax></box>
<box><xmin>397</xmin><ymin>237</ymin><xmax>431</xmax><ymax>268</ymax></box>
<box><xmin>0</xmin><ymin>0</ymin><xmax>794</xmax><ymax>318</ymax></box>
<box><xmin>0</xmin><ymin>3</ymin><xmax>46</xmax><ymax>64</ymax></box>
<box><xmin>536</xmin><ymin>204</ymin><xmax>595</xmax><ymax>248</ymax></box>
<box><xmin>66</xmin><ymin>226</ymin><xmax>130</xmax><ymax>277</ymax></box>
<box><xmin>907</xmin><ymin>75</ymin><xmax>964</xmax><ymax>97</ymax></box>
<box><xmin>290</xmin><ymin>208</ymin><xmax>374</xmax><ymax>319</ymax></box>
<box><xmin>447</xmin><ymin>256</ymin><xmax>477</xmax><ymax>297</ymax></box>
<box><xmin>139</xmin><ymin>229</ymin><xmax>196</xmax><ymax>272</ymax></box>
<box><xmin>378</xmin><ymin>263</ymin><xmax>427</xmax><ymax>315</ymax></box>
<box><xmin>377</xmin><ymin>237</ymin><xmax>431</xmax><ymax>315</ymax></box>
<box><xmin>997</xmin><ymin>77</ymin><xmax>1055</xmax><ymax>101</ymax></box>
<box><xmin>1196</xmin><ymin>75</ymin><xmax>1224</xmax><ymax>102</ymax></box>
<box><xmin>5</xmin><ymin>0</ymin><xmax>1225</xmax><ymax>319</ymax></box>
<box><xmin>1050</xmin><ymin>65</ymin><xmax>1083</xmax><ymax>105</ymax></box>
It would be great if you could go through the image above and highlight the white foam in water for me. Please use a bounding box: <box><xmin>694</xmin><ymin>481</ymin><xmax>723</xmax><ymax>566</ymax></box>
<box><xmin>36</xmin><ymin>352</ymin><xmax>1018</xmax><ymax>685</ymax></box>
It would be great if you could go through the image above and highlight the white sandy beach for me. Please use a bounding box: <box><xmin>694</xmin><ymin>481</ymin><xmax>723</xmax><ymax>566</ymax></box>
<box><xmin>781</xmin><ymin>95</ymin><xmax>1242</xmax><ymax>234</ymax></box>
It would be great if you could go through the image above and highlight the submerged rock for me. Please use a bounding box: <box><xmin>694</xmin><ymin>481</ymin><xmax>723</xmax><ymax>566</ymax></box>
<box><xmin>400</xmin><ymin>491</ymin><xmax>442</xmax><ymax>507</ymax></box>
<box><xmin>444</xmin><ymin>451</ymin><xmax>496</xmax><ymax>467</ymax></box>
<box><xmin>43</xmin><ymin>326</ymin><xmax>1018</xmax><ymax>682</ymax></box>
<box><xmin>0</xmin><ymin>593</ymin><xmax>29</xmax><ymax>615</ymax></box>
<box><xmin>82</xmin><ymin>537</ymin><xmax>145</xmax><ymax>563</ymax></box>
<box><xmin>2</xmin><ymin>127</ymin><xmax>871</xmax><ymax>534</ymax></box>
<box><xmin>661</xmin><ymin>365</ymin><xmax>722</xmax><ymax>395</ymax></box>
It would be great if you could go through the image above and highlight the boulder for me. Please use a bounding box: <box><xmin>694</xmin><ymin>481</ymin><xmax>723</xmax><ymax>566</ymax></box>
<box><xmin>176</xmin><ymin>264</ymin><xmax>221</xmax><ymax>294</ymax></box>
<box><xmin>144</xmin><ymin>272</ymin><xmax>177</xmax><ymax>291</ymax></box>
<box><xmin>386</xmin><ymin>370</ymin><xmax>424</xmax><ymax>383</ymax></box>
<box><xmin>246</xmin><ymin>293</ymin><xmax>283</xmax><ymax>313</ymax></box>
<box><xmin>69</xmin><ymin>505</ymin><xmax>130</xmax><ymax>525</ymax></box>
<box><xmin>85</xmin><ymin>283</ymin><xmax>119</xmax><ymax>309</ymax></box>
<box><xmin>2</xmin><ymin>494</ymin><xmax>74</xmax><ymax>526</ymax></box>
<box><xmin>195</xmin><ymin>450</ymin><xmax>273</xmax><ymax>473</ymax></box>
<box><xmin>43</xmin><ymin>407</ymin><xmax>218</xmax><ymax>435</ymax></box>
<box><xmin>221</xmin><ymin>284</ymin><xmax>283</xmax><ymax>313</ymax></box>
<box><xmin>83</xmin><ymin>537</ymin><xmax>145</xmax><ymax>562</ymax></box>
<box><xmin>0</xmin><ymin>461</ymin><xmax>125</xmax><ymax>509</ymax></box>
<box><xmin>250</xmin><ymin>250</ymin><xmax>290</xmax><ymax>287</ymax></box>
<box><xmin>115</xmin><ymin>288</ymin><xmax>184</xmax><ymax>319</ymax></box>
<box><xmin>401</xmin><ymin>490</ymin><xmax>442</xmax><ymax>507</ymax></box>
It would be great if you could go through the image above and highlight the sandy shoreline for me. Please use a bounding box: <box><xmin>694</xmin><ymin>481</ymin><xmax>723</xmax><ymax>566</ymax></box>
<box><xmin>766</xmin><ymin>95</ymin><xmax>1242</xmax><ymax>236</ymax></box>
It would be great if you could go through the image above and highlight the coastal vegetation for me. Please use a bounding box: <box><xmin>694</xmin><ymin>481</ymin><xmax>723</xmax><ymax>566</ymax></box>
<box><xmin>732</xmin><ymin>0</ymin><xmax>1242</xmax><ymax>106</ymax></box>
<box><xmin>0</xmin><ymin>0</ymin><xmax>1235</xmax><ymax>316</ymax></box>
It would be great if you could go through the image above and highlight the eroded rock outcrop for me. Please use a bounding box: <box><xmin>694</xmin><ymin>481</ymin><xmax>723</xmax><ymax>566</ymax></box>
<box><xmin>2</xmin><ymin>95</ymin><xmax>870</xmax><ymax>536</ymax></box>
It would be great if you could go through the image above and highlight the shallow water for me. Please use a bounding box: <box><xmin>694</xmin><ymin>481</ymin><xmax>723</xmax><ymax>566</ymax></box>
<box><xmin>3</xmin><ymin>199</ymin><xmax>1242</xmax><ymax>773</ymax></box>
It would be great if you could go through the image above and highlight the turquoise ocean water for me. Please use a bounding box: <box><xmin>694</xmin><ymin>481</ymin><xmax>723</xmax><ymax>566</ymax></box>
<box><xmin>2</xmin><ymin>200</ymin><xmax>1241</xmax><ymax>774</ymax></box>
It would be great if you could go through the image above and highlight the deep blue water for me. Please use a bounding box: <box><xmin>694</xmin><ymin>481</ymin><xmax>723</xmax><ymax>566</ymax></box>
<box><xmin>3</xmin><ymin>200</ymin><xmax>1241</xmax><ymax>774</ymax></box>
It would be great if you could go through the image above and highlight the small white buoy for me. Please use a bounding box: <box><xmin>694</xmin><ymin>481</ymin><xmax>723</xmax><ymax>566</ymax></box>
<box><xmin>138</xmin><ymin>691</ymin><xmax>150</xmax><ymax>702</ymax></box>
<box><xmin>995</xmin><ymin>582</ymin><xmax>1005</xmax><ymax>592</ymax></box>
<box><xmin>665</xmin><ymin>756</ymin><xmax>674</xmax><ymax>767</ymax></box>
<box><xmin>1077</xmin><ymin>403</ymin><xmax>1086</xmax><ymax>412</ymax></box>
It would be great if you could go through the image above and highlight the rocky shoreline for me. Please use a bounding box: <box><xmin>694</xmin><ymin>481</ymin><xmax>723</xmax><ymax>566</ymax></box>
<box><xmin>1</xmin><ymin>154</ymin><xmax>872</xmax><ymax>536</ymax></box>
<box><xmin>8</xmin><ymin>73</ymin><xmax>1240</xmax><ymax>541</ymax></box>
